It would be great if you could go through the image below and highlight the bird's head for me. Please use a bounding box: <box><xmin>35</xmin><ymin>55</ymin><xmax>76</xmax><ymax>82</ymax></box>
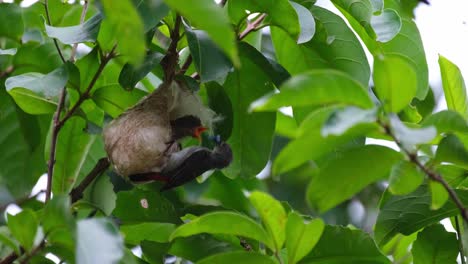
<box><xmin>171</xmin><ymin>115</ymin><xmax>207</xmax><ymax>141</ymax></box>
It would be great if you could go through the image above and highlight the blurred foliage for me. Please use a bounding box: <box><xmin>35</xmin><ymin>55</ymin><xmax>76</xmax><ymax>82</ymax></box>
<box><xmin>0</xmin><ymin>0</ymin><xmax>466</xmax><ymax>263</ymax></box>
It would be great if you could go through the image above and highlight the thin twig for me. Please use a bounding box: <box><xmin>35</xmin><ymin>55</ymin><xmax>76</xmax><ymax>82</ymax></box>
<box><xmin>238</xmin><ymin>14</ymin><xmax>267</xmax><ymax>40</ymax></box>
<box><xmin>70</xmin><ymin>0</ymin><xmax>89</xmax><ymax>63</ymax></box>
<box><xmin>177</xmin><ymin>55</ymin><xmax>192</xmax><ymax>75</ymax></box>
<box><xmin>0</xmin><ymin>251</ymin><xmax>19</xmax><ymax>264</ymax></box>
<box><xmin>70</xmin><ymin>158</ymin><xmax>110</xmax><ymax>203</ymax></box>
<box><xmin>19</xmin><ymin>240</ymin><xmax>46</xmax><ymax>264</ymax></box>
<box><xmin>455</xmin><ymin>216</ymin><xmax>467</xmax><ymax>264</ymax></box>
<box><xmin>58</xmin><ymin>45</ymin><xmax>117</xmax><ymax>127</ymax></box>
<box><xmin>380</xmin><ymin>122</ymin><xmax>468</xmax><ymax>222</ymax></box>
<box><xmin>44</xmin><ymin>0</ymin><xmax>66</xmax><ymax>62</ymax></box>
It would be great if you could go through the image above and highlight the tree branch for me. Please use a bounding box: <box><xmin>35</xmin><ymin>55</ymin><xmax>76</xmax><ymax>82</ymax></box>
<box><xmin>238</xmin><ymin>13</ymin><xmax>267</xmax><ymax>40</ymax></box>
<box><xmin>161</xmin><ymin>15</ymin><xmax>182</xmax><ymax>81</ymax></box>
<box><xmin>380</xmin><ymin>122</ymin><xmax>468</xmax><ymax>222</ymax></box>
<box><xmin>43</xmin><ymin>0</ymin><xmax>66</xmax><ymax>63</ymax></box>
<box><xmin>70</xmin><ymin>157</ymin><xmax>110</xmax><ymax>203</ymax></box>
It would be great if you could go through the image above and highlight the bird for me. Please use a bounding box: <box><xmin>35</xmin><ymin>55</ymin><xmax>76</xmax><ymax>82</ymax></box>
<box><xmin>129</xmin><ymin>141</ymin><xmax>233</xmax><ymax>191</ymax></box>
<box><xmin>103</xmin><ymin>80</ymin><xmax>216</xmax><ymax>177</ymax></box>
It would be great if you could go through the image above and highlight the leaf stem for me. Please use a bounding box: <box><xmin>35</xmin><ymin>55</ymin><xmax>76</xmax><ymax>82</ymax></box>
<box><xmin>238</xmin><ymin>13</ymin><xmax>267</xmax><ymax>40</ymax></box>
<box><xmin>70</xmin><ymin>0</ymin><xmax>89</xmax><ymax>63</ymax></box>
<box><xmin>379</xmin><ymin>121</ymin><xmax>468</xmax><ymax>222</ymax></box>
<box><xmin>43</xmin><ymin>0</ymin><xmax>66</xmax><ymax>63</ymax></box>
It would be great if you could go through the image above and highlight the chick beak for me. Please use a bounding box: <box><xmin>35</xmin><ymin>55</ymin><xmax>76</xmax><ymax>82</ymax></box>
<box><xmin>194</xmin><ymin>126</ymin><xmax>208</xmax><ymax>141</ymax></box>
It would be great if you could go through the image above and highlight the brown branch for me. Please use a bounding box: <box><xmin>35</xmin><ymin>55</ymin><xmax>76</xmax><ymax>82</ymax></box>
<box><xmin>380</xmin><ymin>122</ymin><xmax>468</xmax><ymax>222</ymax></box>
<box><xmin>70</xmin><ymin>0</ymin><xmax>89</xmax><ymax>63</ymax></box>
<box><xmin>0</xmin><ymin>66</ymin><xmax>14</xmax><ymax>79</ymax></box>
<box><xmin>70</xmin><ymin>158</ymin><xmax>110</xmax><ymax>203</ymax></box>
<box><xmin>58</xmin><ymin>45</ymin><xmax>117</xmax><ymax>127</ymax></box>
<box><xmin>177</xmin><ymin>55</ymin><xmax>192</xmax><ymax>76</ymax></box>
<box><xmin>0</xmin><ymin>251</ymin><xmax>19</xmax><ymax>264</ymax></box>
<box><xmin>44</xmin><ymin>0</ymin><xmax>66</xmax><ymax>63</ymax></box>
<box><xmin>45</xmin><ymin>46</ymin><xmax>116</xmax><ymax>201</ymax></box>
<box><xmin>161</xmin><ymin>15</ymin><xmax>182</xmax><ymax>81</ymax></box>
<box><xmin>19</xmin><ymin>240</ymin><xmax>46</xmax><ymax>264</ymax></box>
<box><xmin>238</xmin><ymin>13</ymin><xmax>267</xmax><ymax>40</ymax></box>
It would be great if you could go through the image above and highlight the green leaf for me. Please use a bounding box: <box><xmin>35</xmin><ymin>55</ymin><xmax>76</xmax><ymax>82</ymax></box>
<box><xmin>0</xmin><ymin>3</ymin><xmax>24</xmax><ymax>40</ymax></box>
<box><xmin>206</xmin><ymin>82</ymin><xmax>233</xmax><ymax>141</ymax></box>
<box><xmin>373</xmin><ymin>54</ymin><xmax>418</xmax><ymax>112</ymax></box>
<box><xmin>51</xmin><ymin>117</ymin><xmax>98</xmax><ymax>194</ymax></box>
<box><xmin>170</xmin><ymin>211</ymin><xmax>274</xmax><ymax>250</ymax></box>
<box><xmin>13</xmin><ymin>42</ymin><xmax>63</xmax><ymax>74</ymax></box>
<box><xmin>389</xmin><ymin>116</ymin><xmax>436</xmax><ymax>150</ymax></box>
<box><xmin>120</xmin><ymin>223</ymin><xmax>176</xmax><ymax>245</ymax></box>
<box><xmin>429</xmin><ymin>181</ymin><xmax>449</xmax><ymax>210</ymax></box>
<box><xmin>273</xmin><ymin>107</ymin><xmax>377</xmax><ymax>175</ymax></box>
<box><xmin>222</xmin><ymin>44</ymin><xmax>276</xmax><ymax>178</ymax></box>
<box><xmin>370</xmin><ymin>9</ymin><xmax>401</xmax><ymax>42</ymax></box>
<box><xmin>186</xmin><ymin>28</ymin><xmax>233</xmax><ymax>83</ymax></box>
<box><xmin>42</xmin><ymin>195</ymin><xmax>75</xmax><ymax>234</ymax></box>
<box><xmin>118</xmin><ymin>52</ymin><xmax>164</xmax><ymax>90</ymax></box>
<box><xmin>169</xmin><ymin>235</ymin><xmax>241</xmax><ymax>262</ymax></box>
<box><xmin>421</xmin><ymin>110</ymin><xmax>468</xmax><ymax>134</ymax></box>
<box><xmin>197</xmin><ymin>251</ymin><xmax>276</xmax><ymax>264</ymax></box>
<box><xmin>0</xmin><ymin>89</ymin><xmax>47</xmax><ymax>197</ymax></box>
<box><xmin>204</xmin><ymin>172</ymin><xmax>250</xmax><ymax>213</ymax></box>
<box><xmin>375</xmin><ymin>185</ymin><xmax>468</xmax><ymax>246</ymax></box>
<box><xmin>307</xmin><ymin>145</ymin><xmax>402</xmax><ymax>212</ymax></box>
<box><xmin>321</xmin><ymin>107</ymin><xmax>377</xmax><ymax>137</ymax></box>
<box><xmin>100</xmin><ymin>0</ymin><xmax>145</xmax><ymax>64</ymax></box>
<box><xmin>388</xmin><ymin>160</ymin><xmax>424</xmax><ymax>195</ymax></box>
<box><xmin>76</xmin><ymin>218</ymin><xmax>124</xmax><ymax>264</ymax></box>
<box><xmin>250</xmin><ymin>70</ymin><xmax>373</xmax><ymax>112</ymax></box>
<box><xmin>82</xmin><ymin>173</ymin><xmax>116</xmax><ymax>215</ymax></box>
<box><xmin>92</xmin><ymin>84</ymin><xmax>147</xmax><ymax>118</ymax></box>
<box><xmin>435</xmin><ymin>134</ymin><xmax>468</xmax><ymax>169</ymax></box>
<box><xmin>76</xmin><ymin>48</ymin><xmax>99</xmax><ymax>93</ymax></box>
<box><xmin>249</xmin><ymin>191</ymin><xmax>287</xmax><ymax>251</ymax></box>
<box><xmin>286</xmin><ymin>212</ymin><xmax>324</xmax><ymax>264</ymax></box>
<box><xmin>7</xmin><ymin>209</ymin><xmax>39</xmax><ymax>252</ymax></box>
<box><xmin>6</xmin><ymin>66</ymin><xmax>69</xmax><ymax>114</ymax></box>
<box><xmin>271</xmin><ymin>6</ymin><xmax>370</xmax><ymax>87</ymax></box>
<box><xmin>291</xmin><ymin>2</ymin><xmax>316</xmax><ymax>43</ymax></box>
<box><xmin>164</xmin><ymin>0</ymin><xmax>239</xmax><ymax>66</ymax></box>
<box><xmin>45</xmin><ymin>14</ymin><xmax>102</xmax><ymax>44</ymax></box>
<box><xmin>439</xmin><ymin>55</ymin><xmax>468</xmax><ymax>119</ymax></box>
<box><xmin>275</xmin><ymin>112</ymin><xmax>299</xmax><ymax>138</ymax></box>
<box><xmin>229</xmin><ymin>0</ymin><xmax>300</xmax><ymax>42</ymax></box>
<box><xmin>301</xmin><ymin>225</ymin><xmax>390</xmax><ymax>264</ymax></box>
<box><xmin>112</xmin><ymin>189</ymin><xmax>179</xmax><ymax>224</ymax></box>
<box><xmin>412</xmin><ymin>224</ymin><xmax>458</xmax><ymax>264</ymax></box>
<box><xmin>134</xmin><ymin>0</ymin><xmax>169</xmax><ymax>32</ymax></box>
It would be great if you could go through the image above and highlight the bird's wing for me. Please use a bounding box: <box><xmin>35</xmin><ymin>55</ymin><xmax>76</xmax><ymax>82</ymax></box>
<box><xmin>160</xmin><ymin>149</ymin><xmax>212</xmax><ymax>191</ymax></box>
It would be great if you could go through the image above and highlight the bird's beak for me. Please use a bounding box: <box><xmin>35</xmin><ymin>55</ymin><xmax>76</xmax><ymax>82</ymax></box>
<box><xmin>194</xmin><ymin>126</ymin><xmax>208</xmax><ymax>141</ymax></box>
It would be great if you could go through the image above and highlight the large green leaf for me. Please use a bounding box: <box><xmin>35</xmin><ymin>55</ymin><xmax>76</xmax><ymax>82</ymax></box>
<box><xmin>76</xmin><ymin>218</ymin><xmax>124</xmax><ymax>264</ymax></box>
<box><xmin>307</xmin><ymin>145</ymin><xmax>402</xmax><ymax>212</ymax></box>
<box><xmin>164</xmin><ymin>0</ymin><xmax>239</xmax><ymax>66</ymax></box>
<box><xmin>301</xmin><ymin>225</ymin><xmax>390</xmax><ymax>264</ymax></box>
<box><xmin>197</xmin><ymin>251</ymin><xmax>276</xmax><ymax>264</ymax></box>
<box><xmin>411</xmin><ymin>224</ymin><xmax>458</xmax><ymax>264</ymax></box>
<box><xmin>45</xmin><ymin>13</ymin><xmax>102</xmax><ymax>44</ymax></box>
<box><xmin>118</xmin><ymin>52</ymin><xmax>164</xmax><ymax>90</ymax></box>
<box><xmin>51</xmin><ymin>117</ymin><xmax>98</xmax><ymax>194</ymax></box>
<box><xmin>170</xmin><ymin>211</ymin><xmax>274</xmax><ymax>250</ymax></box>
<box><xmin>82</xmin><ymin>173</ymin><xmax>115</xmax><ymax>216</ymax></box>
<box><xmin>375</xmin><ymin>185</ymin><xmax>468</xmax><ymax>246</ymax></box>
<box><xmin>6</xmin><ymin>66</ymin><xmax>69</xmax><ymax>114</ymax></box>
<box><xmin>112</xmin><ymin>188</ymin><xmax>179</xmax><ymax>224</ymax></box>
<box><xmin>13</xmin><ymin>42</ymin><xmax>63</xmax><ymax>74</ymax></box>
<box><xmin>273</xmin><ymin>107</ymin><xmax>377</xmax><ymax>175</ymax></box>
<box><xmin>249</xmin><ymin>191</ymin><xmax>287</xmax><ymax>251</ymax></box>
<box><xmin>435</xmin><ymin>134</ymin><xmax>468</xmax><ymax>169</ymax></box>
<box><xmin>286</xmin><ymin>212</ymin><xmax>324</xmax><ymax>264</ymax></box>
<box><xmin>250</xmin><ymin>70</ymin><xmax>373</xmax><ymax>112</ymax></box>
<box><xmin>7</xmin><ymin>210</ymin><xmax>39</xmax><ymax>252</ymax></box>
<box><xmin>388</xmin><ymin>160</ymin><xmax>424</xmax><ymax>195</ymax></box>
<box><xmin>0</xmin><ymin>89</ymin><xmax>47</xmax><ymax>197</ymax></box>
<box><xmin>133</xmin><ymin>0</ymin><xmax>169</xmax><ymax>32</ymax></box>
<box><xmin>42</xmin><ymin>195</ymin><xmax>75</xmax><ymax>234</ymax></box>
<box><xmin>439</xmin><ymin>55</ymin><xmax>468</xmax><ymax>119</ymax></box>
<box><xmin>222</xmin><ymin>44</ymin><xmax>276</xmax><ymax>178</ymax></box>
<box><xmin>169</xmin><ymin>235</ymin><xmax>241</xmax><ymax>262</ymax></box>
<box><xmin>421</xmin><ymin>110</ymin><xmax>468</xmax><ymax>134</ymax></box>
<box><xmin>120</xmin><ymin>223</ymin><xmax>176</xmax><ymax>245</ymax></box>
<box><xmin>373</xmin><ymin>54</ymin><xmax>417</xmax><ymax>113</ymax></box>
<box><xmin>99</xmin><ymin>0</ymin><xmax>145</xmax><ymax>64</ymax></box>
<box><xmin>0</xmin><ymin>3</ymin><xmax>24</xmax><ymax>40</ymax></box>
<box><xmin>186</xmin><ymin>28</ymin><xmax>233</xmax><ymax>83</ymax></box>
<box><xmin>271</xmin><ymin>6</ymin><xmax>370</xmax><ymax>87</ymax></box>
